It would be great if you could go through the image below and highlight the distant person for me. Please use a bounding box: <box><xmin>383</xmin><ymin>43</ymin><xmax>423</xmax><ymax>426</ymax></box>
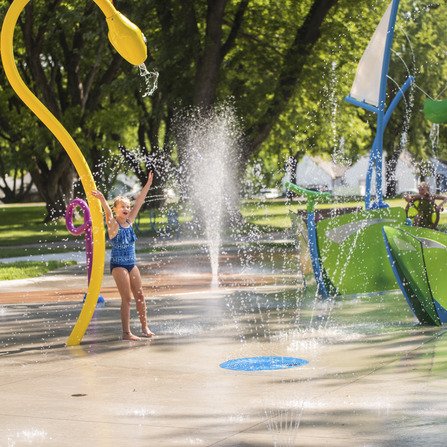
<box><xmin>92</xmin><ymin>171</ymin><xmax>155</xmax><ymax>341</ymax></box>
<box><xmin>404</xmin><ymin>182</ymin><xmax>447</xmax><ymax>228</ymax></box>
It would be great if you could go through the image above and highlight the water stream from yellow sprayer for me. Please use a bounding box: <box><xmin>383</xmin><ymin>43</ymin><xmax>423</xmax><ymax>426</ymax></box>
<box><xmin>0</xmin><ymin>0</ymin><xmax>147</xmax><ymax>345</ymax></box>
<box><xmin>139</xmin><ymin>64</ymin><xmax>159</xmax><ymax>97</ymax></box>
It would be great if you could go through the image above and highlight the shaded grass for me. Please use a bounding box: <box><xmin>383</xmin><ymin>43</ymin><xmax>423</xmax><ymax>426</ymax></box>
<box><xmin>0</xmin><ymin>260</ymin><xmax>76</xmax><ymax>280</ymax></box>
<box><xmin>0</xmin><ymin>245</ymin><xmax>81</xmax><ymax>259</ymax></box>
<box><xmin>0</xmin><ymin>204</ymin><xmax>75</xmax><ymax>246</ymax></box>
<box><xmin>2</xmin><ymin>199</ymin><xmax>447</xmax><ymax>251</ymax></box>
<box><xmin>244</xmin><ymin>198</ymin><xmax>447</xmax><ymax>231</ymax></box>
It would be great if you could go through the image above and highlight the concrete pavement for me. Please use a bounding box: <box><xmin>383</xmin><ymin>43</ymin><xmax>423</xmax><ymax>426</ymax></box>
<box><xmin>1</xmin><ymin>244</ymin><xmax>446</xmax><ymax>446</ymax></box>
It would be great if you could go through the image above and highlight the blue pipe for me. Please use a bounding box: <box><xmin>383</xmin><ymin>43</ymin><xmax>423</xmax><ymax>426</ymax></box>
<box><xmin>364</xmin><ymin>146</ymin><xmax>375</xmax><ymax>209</ymax></box>
<box><xmin>367</xmin><ymin>0</ymin><xmax>400</xmax><ymax>209</ymax></box>
<box><xmin>307</xmin><ymin>212</ymin><xmax>330</xmax><ymax>299</ymax></box>
<box><xmin>349</xmin><ymin>0</ymin><xmax>408</xmax><ymax>210</ymax></box>
<box><xmin>375</xmin><ymin>111</ymin><xmax>386</xmax><ymax>207</ymax></box>
<box><xmin>378</xmin><ymin>0</ymin><xmax>401</xmax><ymax>112</ymax></box>
<box><xmin>344</xmin><ymin>96</ymin><xmax>380</xmax><ymax>114</ymax></box>
<box><xmin>383</xmin><ymin>75</ymin><xmax>414</xmax><ymax>127</ymax></box>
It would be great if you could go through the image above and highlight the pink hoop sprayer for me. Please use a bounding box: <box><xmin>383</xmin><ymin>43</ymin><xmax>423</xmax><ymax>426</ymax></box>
<box><xmin>65</xmin><ymin>198</ymin><xmax>93</xmax><ymax>282</ymax></box>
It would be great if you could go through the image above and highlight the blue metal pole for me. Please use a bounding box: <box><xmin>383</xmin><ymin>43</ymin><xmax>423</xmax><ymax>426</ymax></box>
<box><xmin>346</xmin><ymin>0</ymin><xmax>404</xmax><ymax>210</ymax></box>
<box><xmin>375</xmin><ymin>111</ymin><xmax>386</xmax><ymax>207</ymax></box>
<box><xmin>378</xmin><ymin>0</ymin><xmax>401</xmax><ymax>111</ymax></box>
<box><xmin>307</xmin><ymin>212</ymin><xmax>330</xmax><ymax>299</ymax></box>
<box><xmin>344</xmin><ymin>96</ymin><xmax>380</xmax><ymax>114</ymax></box>
<box><xmin>371</xmin><ymin>0</ymin><xmax>400</xmax><ymax>209</ymax></box>
<box><xmin>364</xmin><ymin>146</ymin><xmax>375</xmax><ymax>209</ymax></box>
<box><xmin>383</xmin><ymin>75</ymin><xmax>414</xmax><ymax>128</ymax></box>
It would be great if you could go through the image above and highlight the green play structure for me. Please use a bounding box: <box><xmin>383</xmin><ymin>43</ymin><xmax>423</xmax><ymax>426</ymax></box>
<box><xmin>287</xmin><ymin>0</ymin><xmax>447</xmax><ymax>326</ymax></box>
<box><xmin>424</xmin><ymin>99</ymin><xmax>447</xmax><ymax>124</ymax></box>
<box><xmin>383</xmin><ymin>226</ymin><xmax>447</xmax><ymax>325</ymax></box>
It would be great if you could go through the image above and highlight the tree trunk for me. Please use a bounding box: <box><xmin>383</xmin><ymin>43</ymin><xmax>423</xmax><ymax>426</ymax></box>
<box><xmin>30</xmin><ymin>152</ymin><xmax>75</xmax><ymax>222</ymax></box>
<box><xmin>15</xmin><ymin>1</ymin><xmax>125</xmax><ymax>218</ymax></box>
<box><xmin>243</xmin><ymin>0</ymin><xmax>339</xmax><ymax>163</ymax></box>
<box><xmin>193</xmin><ymin>0</ymin><xmax>228</xmax><ymax>107</ymax></box>
<box><xmin>0</xmin><ymin>171</ymin><xmax>34</xmax><ymax>203</ymax></box>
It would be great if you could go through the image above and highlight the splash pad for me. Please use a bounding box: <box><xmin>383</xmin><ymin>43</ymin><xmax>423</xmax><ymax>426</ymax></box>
<box><xmin>2</xmin><ymin>238</ymin><xmax>446</xmax><ymax>445</ymax></box>
<box><xmin>2</xmin><ymin>0</ymin><xmax>447</xmax><ymax>444</ymax></box>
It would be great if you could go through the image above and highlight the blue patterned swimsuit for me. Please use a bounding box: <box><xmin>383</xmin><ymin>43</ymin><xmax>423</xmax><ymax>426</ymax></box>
<box><xmin>110</xmin><ymin>222</ymin><xmax>137</xmax><ymax>273</ymax></box>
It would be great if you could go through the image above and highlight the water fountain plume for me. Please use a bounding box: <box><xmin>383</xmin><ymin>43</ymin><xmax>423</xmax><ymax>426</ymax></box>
<box><xmin>178</xmin><ymin>105</ymin><xmax>241</xmax><ymax>286</ymax></box>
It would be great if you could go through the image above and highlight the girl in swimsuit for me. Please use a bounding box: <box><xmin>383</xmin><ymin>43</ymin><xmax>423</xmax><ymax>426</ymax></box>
<box><xmin>92</xmin><ymin>171</ymin><xmax>154</xmax><ymax>341</ymax></box>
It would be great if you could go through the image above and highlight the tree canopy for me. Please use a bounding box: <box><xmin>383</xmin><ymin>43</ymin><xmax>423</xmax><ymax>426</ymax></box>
<box><xmin>1</xmin><ymin>0</ymin><xmax>447</xmax><ymax>218</ymax></box>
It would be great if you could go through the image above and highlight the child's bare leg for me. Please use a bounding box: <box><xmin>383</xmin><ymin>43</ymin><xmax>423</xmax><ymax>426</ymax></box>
<box><xmin>130</xmin><ymin>266</ymin><xmax>154</xmax><ymax>337</ymax></box>
<box><xmin>112</xmin><ymin>267</ymin><xmax>141</xmax><ymax>341</ymax></box>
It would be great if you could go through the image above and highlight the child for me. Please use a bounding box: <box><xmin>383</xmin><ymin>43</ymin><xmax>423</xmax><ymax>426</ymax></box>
<box><xmin>92</xmin><ymin>171</ymin><xmax>154</xmax><ymax>341</ymax></box>
<box><xmin>404</xmin><ymin>182</ymin><xmax>447</xmax><ymax>228</ymax></box>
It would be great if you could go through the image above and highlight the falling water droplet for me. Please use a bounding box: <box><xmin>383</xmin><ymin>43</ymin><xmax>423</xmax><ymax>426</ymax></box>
<box><xmin>138</xmin><ymin>63</ymin><xmax>159</xmax><ymax>97</ymax></box>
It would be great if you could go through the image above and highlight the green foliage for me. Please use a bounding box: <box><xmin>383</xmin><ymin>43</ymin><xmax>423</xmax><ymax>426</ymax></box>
<box><xmin>246</xmin><ymin>1</ymin><xmax>447</xmax><ymax>185</ymax></box>
<box><xmin>3</xmin><ymin>0</ymin><xmax>447</xmax><ymax>203</ymax></box>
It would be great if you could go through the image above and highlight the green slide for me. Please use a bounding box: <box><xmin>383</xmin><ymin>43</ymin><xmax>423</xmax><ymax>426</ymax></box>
<box><xmin>383</xmin><ymin>225</ymin><xmax>447</xmax><ymax>325</ymax></box>
<box><xmin>316</xmin><ymin>207</ymin><xmax>407</xmax><ymax>295</ymax></box>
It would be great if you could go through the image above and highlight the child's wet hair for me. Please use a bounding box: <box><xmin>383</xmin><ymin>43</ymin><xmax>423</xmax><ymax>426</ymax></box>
<box><xmin>113</xmin><ymin>196</ymin><xmax>131</xmax><ymax>208</ymax></box>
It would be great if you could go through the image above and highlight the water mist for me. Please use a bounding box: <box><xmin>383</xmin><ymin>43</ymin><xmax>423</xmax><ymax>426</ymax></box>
<box><xmin>180</xmin><ymin>105</ymin><xmax>240</xmax><ymax>286</ymax></box>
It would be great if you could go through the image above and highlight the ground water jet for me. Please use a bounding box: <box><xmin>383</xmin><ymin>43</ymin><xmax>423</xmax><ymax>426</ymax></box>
<box><xmin>180</xmin><ymin>106</ymin><xmax>240</xmax><ymax>286</ymax></box>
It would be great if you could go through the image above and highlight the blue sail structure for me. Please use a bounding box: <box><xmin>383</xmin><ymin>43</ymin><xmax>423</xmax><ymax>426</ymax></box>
<box><xmin>286</xmin><ymin>0</ymin><xmax>417</xmax><ymax>299</ymax></box>
<box><xmin>345</xmin><ymin>0</ymin><xmax>413</xmax><ymax>209</ymax></box>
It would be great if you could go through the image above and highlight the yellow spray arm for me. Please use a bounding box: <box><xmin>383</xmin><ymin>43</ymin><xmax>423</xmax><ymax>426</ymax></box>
<box><xmin>93</xmin><ymin>0</ymin><xmax>147</xmax><ymax>66</ymax></box>
<box><xmin>0</xmin><ymin>0</ymin><xmax>147</xmax><ymax>346</ymax></box>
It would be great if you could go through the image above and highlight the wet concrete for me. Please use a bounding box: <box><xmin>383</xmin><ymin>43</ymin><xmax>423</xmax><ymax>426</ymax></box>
<box><xmin>1</xmin><ymin>244</ymin><xmax>447</xmax><ymax>446</ymax></box>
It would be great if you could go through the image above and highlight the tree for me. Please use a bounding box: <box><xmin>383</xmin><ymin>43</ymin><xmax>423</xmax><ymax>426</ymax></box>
<box><xmin>0</xmin><ymin>81</ymin><xmax>35</xmax><ymax>202</ymax></box>
<box><xmin>383</xmin><ymin>1</ymin><xmax>447</xmax><ymax>196</ymax></box>
<box><xmin>0</xmin><ymin>0</ymin><xmax>138</xmax><ymax>220</ymax></box>
<box><xmin>118</xmin><ymin>0</ymin><xmax>345</xmax><ymax>191</ymax></box>
<box><xmin>4</xmin><ymin>0</ymin><xmax>447</xmax><ymax>218</ymax></box>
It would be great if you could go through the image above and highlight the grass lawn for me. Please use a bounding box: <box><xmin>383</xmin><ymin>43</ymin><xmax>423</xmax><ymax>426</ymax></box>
<box><xmin>0</xmin><ymin>202</ymin><xmax>167</xmax><ymax>251</ymax></box>
<box><xmin>2</xmin><ymin>198</ymin><xmax>447</xmax><ymax>251</ymax></box>
<box><xmin>241</xmin><ymin>197</ymin><xmax>416</xmax><ymax>230</ymax></box>
<box><xmin>0</xmin><ymin>260</ymin><xmax>76</xmax><ymax>280</ymax></box>
<box><xmin>0</xmin><ymin>204</ymin><xmax>70</xmax><ymax>246</ymax></box>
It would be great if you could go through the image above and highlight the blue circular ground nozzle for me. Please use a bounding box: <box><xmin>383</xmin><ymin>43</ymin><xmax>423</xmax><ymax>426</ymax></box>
<box><xmin>220</xmin><ymin>356</ymin><xmax>308</xmax><ymax>371</ymax></box>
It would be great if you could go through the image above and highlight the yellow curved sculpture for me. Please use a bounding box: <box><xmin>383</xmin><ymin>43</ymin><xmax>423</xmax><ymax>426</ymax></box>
<box><xmin>0</xmin><ymin>0</ymin><xmax>147</xmax><ymax>346</ymax></box>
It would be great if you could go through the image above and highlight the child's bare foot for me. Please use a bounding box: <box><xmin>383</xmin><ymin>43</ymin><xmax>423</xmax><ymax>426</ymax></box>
<box><xmin>123</xmin><ymin>331</ymin><xmax>141</xmax><ymax>341</ymax></box>
<box><xmin>142</xmin><ymin>326</ymin><xmax>155</xmax><ymax>337</ymax></box>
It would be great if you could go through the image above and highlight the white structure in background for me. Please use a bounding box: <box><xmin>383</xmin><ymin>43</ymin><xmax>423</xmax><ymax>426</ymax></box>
<box><xmin>291</xmin><ymin>151</ymin><xmax>447</xmax><ymax>196</ymax></box>
<box><xmin>431</xmin><ymin>158</ymin><xmax>447</xmax><ymax>191</ymax></box>
<box><xmin>294</xmin><ymin>155</ymin><xmax>348</xmax><ymax>192</ymax></box>
<box><xmin>341</xmin><ymin>151</ymin><xmax>418</xmax><ymax>196</ymax></box>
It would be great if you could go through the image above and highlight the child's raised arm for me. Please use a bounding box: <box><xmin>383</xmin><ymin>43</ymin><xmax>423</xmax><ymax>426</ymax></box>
<box><xmin>91</xmin><ymin>190</ymin><xmax>114</xmax><ymax>224</ymax></box>
<box><xmin>128</xmin><ymin>171</ymin><xmax>154</xmax><ymax>223</ymax></box>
